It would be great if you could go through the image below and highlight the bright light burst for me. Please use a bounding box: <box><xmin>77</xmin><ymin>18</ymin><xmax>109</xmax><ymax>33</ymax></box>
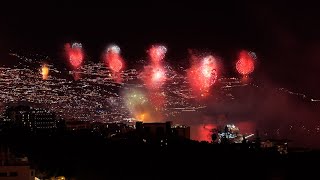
<box><xmin>123</xmin><ymin>89</ymin><xmax>148</xmax><ymax>121</ymax></box>
<box><xmin>141</xmin><ymin>45</ymin><xmax>168</xmax><ymax>90</ymax></box>
<box><xmin>151</xmin><ymin>67</ymin><xmax>166</xmax><ymax>84</ymax></box>
<box><xmin>107</xmin><ymin>45</ymin><xmax>120</xmax><ymax>54</ymax></box>
<box><xmin>124</xmin><ymin>89</ymin><xmax>148</xmax><ymax>109</ymax></box>
<box><xmin>187</xmin><ymin>55</ymin><xmax>218</xmax><ymax>97</ymax></box>
<box><xmin>141</xmin><ymin>66</ymin><xmax>167</xmax><ymax>90</ymax></box>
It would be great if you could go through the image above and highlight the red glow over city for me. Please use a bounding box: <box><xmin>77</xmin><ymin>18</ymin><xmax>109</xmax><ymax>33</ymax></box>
<box><xmin>148</xmin><ymin>91</ymin><xmax>166</xmax><ymax>108</ymax></box>
<box><xmin>236</xmin><ymin>50</ymin><xmax>255</xmax><ymax>76</ymax></box>
<box><xmin>191</xmin><ymin>122</ymin><xmax>255</xmax><ymax>142</ymax></box>
<box><xmin>64</xmin><ymin>43</ymin><xmax>84</xmax><ymax>70</ymax></box>
<box><xmin>72</xmin><ymin>71</ymin><xmax>81</xmax><ymax>81</ymax></box>
<box><xmin>192</xmin><ymin>124</ymin><xmax>217</xmax><ymax>142</ymax></box>
<box><xmin>237</xmin><ymin>121</ymin><xmax>255</xmax><ymax>134</ymax></box>
<box><xmin>187</xmin><ymin>55</ymin><xmax>218</xmax><ymax>97</ymax></box>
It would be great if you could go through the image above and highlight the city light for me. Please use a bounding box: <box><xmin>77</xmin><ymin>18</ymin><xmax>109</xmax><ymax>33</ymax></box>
<box><xmin>4</xmin><ymin>49</ymin><xmax>319</xmax><ymax>137</ymax></box>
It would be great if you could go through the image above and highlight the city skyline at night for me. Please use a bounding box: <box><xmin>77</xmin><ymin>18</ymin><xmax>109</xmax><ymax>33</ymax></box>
<box><xmin>0</xmin><ymin>47</ymin><xmax>319</xmax><ymax>147</ymax></box>
<box><xmin>1</xmin><ymin>2</ymin><xmax>320</xmax><ymax>179</ymax></box>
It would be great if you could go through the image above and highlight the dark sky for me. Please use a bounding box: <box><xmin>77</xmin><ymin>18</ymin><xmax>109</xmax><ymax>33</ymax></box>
<box><xmin>1</xmin><ymin>1</ymin><xmax>320</xmax><ymax>97</ymax></box>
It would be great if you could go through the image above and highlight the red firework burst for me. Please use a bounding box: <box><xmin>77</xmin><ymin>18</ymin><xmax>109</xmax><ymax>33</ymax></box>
<box><xmin>142</xmin><ymin>65</ymin><xmax>166</xmax><ymax>90</ymax></box>
<box><xmin>104</xmin><ymin>45</ymin><xmax>124</xmax><ymax>73</ymax></box>
<box><xmin>148</xmin><ymin>45</ymin><xmax>167</xmax><ymax>65</ymax></box>
<box><xmin>64</xmin><ymin>43</ymin><xmax>84</xmax><ymax>70</ymax></box>
<box><xmin>187</xmin><ymin>55</ymin><xmax>218</xmax><ymax>96</ymax></box>
<box><xmin>141</xmin><ymin>45</ymin><xmax>167</xmax><ymax>90</ymax></box>
<box><xmin>236</xmin><ymin>50</ymin><xmax>255</xmax><ymax>76</ymax></box>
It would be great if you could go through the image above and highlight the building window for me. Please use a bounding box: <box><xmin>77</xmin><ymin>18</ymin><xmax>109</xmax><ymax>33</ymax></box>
<box><xmin>9</xmin><ymin>172</ymin><xmax>18</xmax><ymax>176</ymax></box>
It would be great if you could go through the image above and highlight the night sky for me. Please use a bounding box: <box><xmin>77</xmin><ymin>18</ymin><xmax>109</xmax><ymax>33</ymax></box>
<box><xmin>1</xmin><ymin>1</ymin><xmax>319</xmax><ymax>98</ymax></box>
<box><xmin>1</xmin><ymin>1</ymin><xmax>320</xmax><ymax>96</ymax></box>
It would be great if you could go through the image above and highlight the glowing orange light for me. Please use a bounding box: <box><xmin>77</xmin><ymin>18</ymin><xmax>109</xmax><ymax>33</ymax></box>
<box><xmin>140</xmin><ymin>113</ymin><xmax>145</xmax><ymax>121</ymax></box>
<box><xmin>136</xmin><ymin>113</ymin><xmax>146</xmax><ymax>122</ymax></box>
<box><xmin>41</xmin><ymin>64</ymin><xmax>49</xmax><ymax>80</ymax></box>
